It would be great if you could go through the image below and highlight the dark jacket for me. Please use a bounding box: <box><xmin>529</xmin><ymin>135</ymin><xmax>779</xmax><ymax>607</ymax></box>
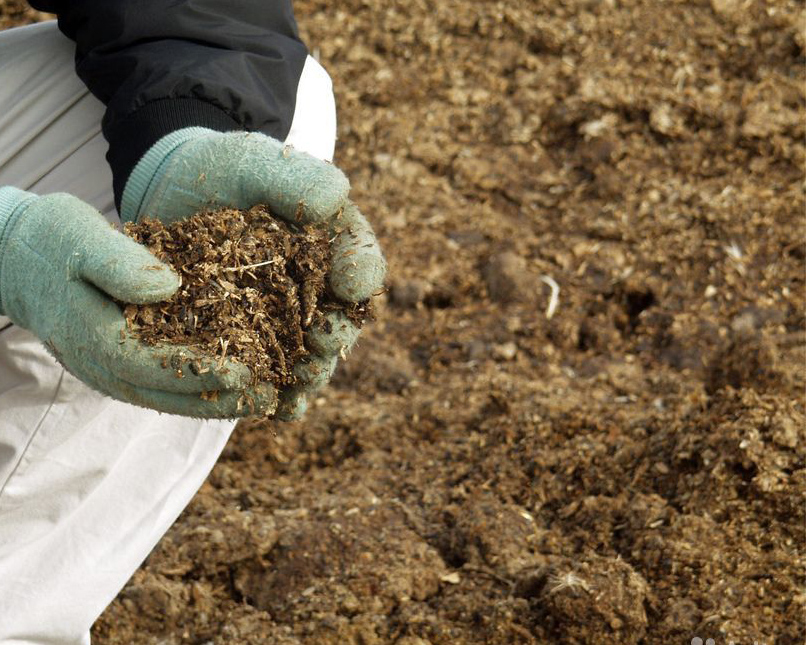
<box><xmin>29</xmin><ymin>1</ymin><xmax>308</xmax><ymax>207</ymax></box>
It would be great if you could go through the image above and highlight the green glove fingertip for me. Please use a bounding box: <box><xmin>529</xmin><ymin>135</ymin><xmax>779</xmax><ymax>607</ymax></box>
<box><xmin>307</xmin><ymin>311</ymin><xmax>361</xmax><ymax>356</ymax></box>
<box><xmin>275</xmin><ymin>388</ymin><xmax>308</xmax><ymax>421</ymax></box>
<box><xmin>293</xmin><ymin>355</ymin><xmax>338</xmax><ymax>391</ymax></box>
<box><xmin>328</xmin><ymin>203</ymin><xmax>386</xmax><ymax>302</ymax></box>
<box><xmin>80</xmin><ymin>233</ymin><xmax>180</xmax><ymax>304</ymax></box>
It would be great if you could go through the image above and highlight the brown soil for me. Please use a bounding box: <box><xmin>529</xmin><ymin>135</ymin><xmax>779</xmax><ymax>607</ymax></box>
<box><xmin>124</xmin><ymin>207</ymin><xmax>348</xmax><ymax>388</ymax></box>
<box><xmin>0</xmin><ymin>0</ymin><xmax>49</xmax><ymax>27</ymax></box>
<box><xmin>3</xmin><ymin>1</ymin><xmax>804</xmax><ymax>644</ymax></box>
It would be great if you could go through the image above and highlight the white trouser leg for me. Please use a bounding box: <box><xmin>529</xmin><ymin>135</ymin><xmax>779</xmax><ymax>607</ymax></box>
<box><xmin>0</xmin><ymin>21</ymin><xmax>336</xmax><ymax>644</ymax></box>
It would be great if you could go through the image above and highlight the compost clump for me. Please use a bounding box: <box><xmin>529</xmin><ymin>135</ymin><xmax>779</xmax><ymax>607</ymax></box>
<box><xmin>123</xmin><ymin>205</ymin><xmax>369</xmax><ymax>386</ymax></box>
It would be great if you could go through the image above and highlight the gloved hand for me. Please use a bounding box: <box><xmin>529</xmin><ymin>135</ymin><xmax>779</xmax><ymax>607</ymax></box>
<box><xmin>120</xmin><ymin>128</ymin><xmax>386</xmax><ymax>420</ymax></box>
<box><xmin>0</xmin><ymin>188</ymin><xmax>275</xmax><ymax>417</ymax></box>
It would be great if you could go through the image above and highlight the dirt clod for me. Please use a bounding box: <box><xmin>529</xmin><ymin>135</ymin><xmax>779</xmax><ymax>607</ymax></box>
<box><xmin>519</xmin><ymin>556</ymin><xmax>650</xmax><ymax>645</ymax></box>
<box><xmin>483</xmin><ymin>252</ymin><xmax>534</xmax><ymax>303</ymax></box>
<box><xmin>389</xmin><ymin>279</ymin><xmax>432</xmax><ymax>309</ymax></box>
<box><xmin>706</xmin><ymin>327</ymin><xmax>782</xmax><ymax>395</ymax></box>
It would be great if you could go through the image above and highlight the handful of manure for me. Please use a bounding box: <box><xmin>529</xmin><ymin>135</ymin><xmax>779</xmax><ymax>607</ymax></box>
<box><xmin>122</xmin><ymin>205</ymin><xmax>370</xmax><ymax>387</ymax></box>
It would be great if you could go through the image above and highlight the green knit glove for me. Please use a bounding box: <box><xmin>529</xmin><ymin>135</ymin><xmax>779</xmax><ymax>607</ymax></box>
<box><xmin>121</xmin><ymin>128</ymin><xmax>386</xmax><ymax>420</ymax></box>
<box><xmin>0</xmin><ymin>188</ymin><xmax>275</xmax><ymax>417</ymax></box>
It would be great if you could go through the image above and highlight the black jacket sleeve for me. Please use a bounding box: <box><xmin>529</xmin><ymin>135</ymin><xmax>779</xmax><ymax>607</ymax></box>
<box><xmin>29</xmin><ymin>1</ymin><xmax>308</xmax><ymax>207</ymax></box>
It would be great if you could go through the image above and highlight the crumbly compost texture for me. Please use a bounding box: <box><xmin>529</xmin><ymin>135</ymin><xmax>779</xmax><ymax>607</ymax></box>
<box><xmin>9</xmin><ymin>0</ymin><xmax>793</xmax><ymax>642</ymax></box>
<box><xmin>123</xmin><ymin>206</ymin><xmax>365</xmax><ymax>386</ymax></box>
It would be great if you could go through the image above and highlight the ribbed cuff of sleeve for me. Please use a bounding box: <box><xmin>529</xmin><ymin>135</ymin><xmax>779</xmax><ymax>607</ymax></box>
<box><xmin>120</xmin><ymin>127</ymin><xmax>217</xmax><ymax>223</ymax></box>
<box><xmin>0</xmin><ymin>187</ymin><xmax>36</xmax><ymax>315</ymax></box>
<box><xmin>106</xmin><ymin>98</ymin><xmax>243</xmax><ymax>213</ymax></box>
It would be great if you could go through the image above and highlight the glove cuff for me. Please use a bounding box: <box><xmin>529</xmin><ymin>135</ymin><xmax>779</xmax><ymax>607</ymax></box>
<box><xmin>108</xmin><ymin>98</ymin><xmax>243</xmax><ymax>212</ymax></box>
<box><xmin>0</xmin><ymin>187</ymin><xmax>37</xmax><ymax>315</ymax></box>
<box><xmin>120</xmin><ymin>127</ymin><xmax>219</xmax><ymax>224</ymax></box>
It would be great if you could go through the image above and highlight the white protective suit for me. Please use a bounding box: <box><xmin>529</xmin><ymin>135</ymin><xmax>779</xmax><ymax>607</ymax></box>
<box><xmin>0</xmin><ymin>20</ymin><xmax>336</xmax><ymax>644</ymax></box>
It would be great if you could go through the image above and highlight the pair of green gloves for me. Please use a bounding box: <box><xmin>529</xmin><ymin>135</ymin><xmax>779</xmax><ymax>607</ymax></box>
<box><xmin>0</xmin><ymin>128</ymin><xmax>385</xmax><ymax>419</ymax></box>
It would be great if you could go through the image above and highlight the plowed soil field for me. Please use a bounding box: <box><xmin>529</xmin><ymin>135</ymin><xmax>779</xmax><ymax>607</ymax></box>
<box><xmin>3</xmin><ymin>1</ymin><xmax>804</xmax><ymax>643</ymax></box>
